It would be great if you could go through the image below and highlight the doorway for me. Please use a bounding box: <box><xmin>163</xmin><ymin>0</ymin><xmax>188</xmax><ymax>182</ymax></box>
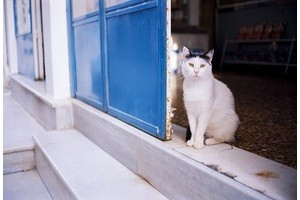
<box><xmin>14</xmin><ymin>0</ymin><xmax>45</xmax><ymax>80</ymax></box>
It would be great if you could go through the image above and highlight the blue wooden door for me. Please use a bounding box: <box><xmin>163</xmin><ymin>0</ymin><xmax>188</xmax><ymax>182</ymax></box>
<box><xmin>14</xmin><ymin>0</ymin><xmax>35</xmax><ymax>79</ymax></box>
<box><xmin>69</xmin><ymin>0</ymin><xmax>170</xmax><ymax>140</ymax></box>
<box><xmin>105</xmin><ymin>0</ymin><xmax>169</xmax><ymax>140</ymax></box>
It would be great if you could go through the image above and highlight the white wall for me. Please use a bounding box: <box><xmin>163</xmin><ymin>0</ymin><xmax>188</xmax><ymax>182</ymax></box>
<box><xmin>42</xmin><ymin>0</ymin><xmax>71</xmax><ymax>99</ymax></box>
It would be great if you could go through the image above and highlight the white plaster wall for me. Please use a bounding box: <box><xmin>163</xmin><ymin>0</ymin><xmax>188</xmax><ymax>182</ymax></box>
<box><xmin>42</xmin><ymin>0</ymin><xmax>71</xmax><ymax>99</ymax></box>
<box><xmin>4</xmin><ymin>16</ymin><xmax>9</xmax><ymax>88</ymax></box>
<box><xmin>4</xmin><ymin>0</ymin><xmax>18</xmax><ymax>75</ymax></box>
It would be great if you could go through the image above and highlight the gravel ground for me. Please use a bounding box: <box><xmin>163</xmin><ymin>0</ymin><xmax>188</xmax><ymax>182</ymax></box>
<box><xmin>171</xmin><ymin>71</ymin><xmax>297</xmax><ymax>168</ymax></box>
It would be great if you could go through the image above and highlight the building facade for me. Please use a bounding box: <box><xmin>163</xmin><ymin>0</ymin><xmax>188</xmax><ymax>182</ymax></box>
<box><xmin>4</xmin><ymin>0</ymin><xmax>172</xmax><ymax>140</ymax></box>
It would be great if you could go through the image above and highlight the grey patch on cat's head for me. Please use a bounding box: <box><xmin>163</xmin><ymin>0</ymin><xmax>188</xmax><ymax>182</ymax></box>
<box><xmin>182</xmin><ymin>46</ymin><xmax>214</xmax><ymax>64</ymax></box>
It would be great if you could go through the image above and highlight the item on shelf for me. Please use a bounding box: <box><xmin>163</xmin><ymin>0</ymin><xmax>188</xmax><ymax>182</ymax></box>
<box><xmin>222</xmin><ymin>36</ymin><xmax>296</xmax><ymax>74</ymax></box>
<box><xmin>248</xmin><ymin>51</ymin><xmax>256</xmax><ymax>61</ymax></box>
<box><xmin>252</xmin><ymin>22</ymin><xmax>265</xmax><ymax>39</ymax></box>
<box><xmin>236</xmin><ymin>26</ymin><xmax>247</xmax><ymax>40</ymax></box>
<box><xmin>261</xmin><ymin>23</ymin><xmax>274</xmax><ymax>39</ymax></box>
<box><xmin>290</xmin><ymin>49</ymin><xmax>296</xmax><ymax>64</ymax></box>
<box><xmin>278</xmin><ymin>49</ymin><xmax>288</xmax><ymax>63</ymax></box>
<box><xmin>257</xmin><ymin>50</ymin><xmax>265</xmax><ymax>62</ymax></box>
<box><xmin>269</xmin><ymin>51</ymin><xmax>277</xmax><ymax>63</ymax></box>
<box><xmin>244</xmin><ymin>26</ymin><xmax>254</xmax><ymax>39</ymax></box>
<box><xmin>172</xmin><ymin>0</ymin><xmax>184</xmax><ymax>6</ymax></box>
<box><xmin>171</xmin><ymin>0</ymin><xmax>188</xmax><ymax>25</ymax></box>
<box><xmin>172</xmin><ymin>10</ymin><xmax>184</xmax><ymax>22</ymax></box>
<box><xmin>272</xmin><ymin>21</ymin><xmax>286</xmax><ymax>39</ymax></box>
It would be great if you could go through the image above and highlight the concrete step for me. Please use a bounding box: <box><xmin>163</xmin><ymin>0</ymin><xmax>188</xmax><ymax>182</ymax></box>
<box><xmin>10</xmin><ymin>75</ymin><xmax>73</xmax><ymax>130</ymax></box>
<box><xmin>33</xmin><ymin>129</ymin><xmax>168</xmax><ymax>200</ymax></box>
<box><xmin>73</xmin><ymin>99</ymin><xmax>296</xmax><ymax>200</ymax></box>
<box><xmin>3</xmin><ymin>94</ymin><xmax>45</xmax><ymax>174</ymax></box>
<box><xmin>8</xmin><ymin>76</ymin><xmax>296</xmax><ymax>200</ymax></box>
<box><xmin>4</xmin><ymin>170</ymin><xmax>53</xmax><ymax>200</ymax></box>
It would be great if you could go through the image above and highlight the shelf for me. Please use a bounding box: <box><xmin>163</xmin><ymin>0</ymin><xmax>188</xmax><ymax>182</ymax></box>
<box><xmin>223</xmin><ymin>60</ymin><xmax>289</xmax><ymax>66</ymax></box>
<box><xmin>171</xmin><ymin>5</ymin><xmax>188</xmax><ymax>10</ymax></box>
<box><xmin>221</xmin><ymin>37</ymin><xmax>297</xmax><ymax>74</ymax></box>
<box><xmin>171</xmin><ymin>26</ymin><xmax>208</xmax><ymax>34</ymax></box>
<box><xmin>226</xmin><ymin>38</ymin><xmax>296</xmax><ymax>44</ymax></box>
<box><xmin>217</xmin><ymin>0</ymin><xmax>273</xmax><ymax>10</ymax></box>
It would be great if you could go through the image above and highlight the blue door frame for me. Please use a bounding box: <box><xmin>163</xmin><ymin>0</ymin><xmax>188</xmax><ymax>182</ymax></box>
<box><xmin>14</xmin><ymin>0</ymin><xmax>35</xmax><ymax>79</ymax></box>
<box><xmin>67</xmin><ymin>0</ymin><xmax>169</xmax><ymax>140</ymax></box>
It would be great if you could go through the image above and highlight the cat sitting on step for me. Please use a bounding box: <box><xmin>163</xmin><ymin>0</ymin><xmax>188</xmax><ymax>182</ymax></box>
<box><xmin>181</xmin><ymin>46</ymin><xmax>239</xmax><ymax>149</ymax></box>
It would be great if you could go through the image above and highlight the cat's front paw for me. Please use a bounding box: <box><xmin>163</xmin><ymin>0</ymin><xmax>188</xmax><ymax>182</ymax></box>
<box><xmin>186</xmin><ymin>140</ymin><xmax>194</xmax><ymax>147</ymax></box>
<box><xmin>205</xmin><ymin>138</ymin><xmax>221</xmax><ymax>146</ymax></box>
<box><xmin>194</xmin><ymin>142</ymin><xmax>204</xmax><ymax>149</ymax></box>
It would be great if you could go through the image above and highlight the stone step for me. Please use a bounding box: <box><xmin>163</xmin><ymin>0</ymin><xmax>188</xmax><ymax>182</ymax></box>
<box><xmin>73</xmin><ymin>99</ymin><xmax>296</xmax><ymax>200</ymax></box>
<box><xmin>4</xmin><ymin>170</ymin><xmax>53</xmax><ymax>200</ymax></box>
<box><xmin>8</xmin><ymin>76</ymin><xmax>296</xmax><ymax>200</ymax></box>
<box><xmin>4</xmin><ymin>149</ymin><xmax>35</xmax><ymax>175</ymax></box>
<box><xmin>33</xmin><ymin>129</ymin><xmax>167</xmax><ymax>200</ymax></box>
<box><xmin>3</xmin><ymin>94</ymin><xmax>45</xmax><ymax>174</ymax></box>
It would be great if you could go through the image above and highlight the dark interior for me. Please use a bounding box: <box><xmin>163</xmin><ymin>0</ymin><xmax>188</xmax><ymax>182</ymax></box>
<box><xmin>170</xmin><ymin>0</ymin><xmax>297</xmax><ymax>168</ymax></box>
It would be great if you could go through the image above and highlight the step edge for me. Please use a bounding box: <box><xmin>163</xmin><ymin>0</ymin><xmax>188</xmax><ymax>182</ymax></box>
<box><xmin>72</xmin><ymin>100</ymin><xmax>273</xmax><ymax>200</ymax></box>
<box><xmin>33</xmin><ymin>133</ymin><xmax>79</xmax><ymax>200</ymax></box>
<box><xmin>4</xmin><ymin>145</ymin><xmax>35</xmax><ymax>154</ymax></box>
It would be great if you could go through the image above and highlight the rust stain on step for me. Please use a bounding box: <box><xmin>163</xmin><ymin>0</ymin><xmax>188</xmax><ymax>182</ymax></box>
<box><xmin>255</xmin><ymin>171</ymin><xmax>279</xmax><ymax>179</ymax></box>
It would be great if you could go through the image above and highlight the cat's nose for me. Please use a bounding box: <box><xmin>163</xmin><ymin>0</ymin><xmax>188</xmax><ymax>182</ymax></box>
<box><xmin>194</xmin><ymin>70</ymin><xmax>199</xmax><ymax>75</ymax></box>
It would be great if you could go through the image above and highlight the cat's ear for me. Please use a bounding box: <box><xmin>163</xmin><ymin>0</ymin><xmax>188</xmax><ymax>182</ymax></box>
<box><xmin>205</xmin><ymin>49</ymin><xmax>214</xmax><ymax>62</ymax></box>
<box><xmin>182</xmin><ymin>46</ymin><xmax>191</xmax><ymax>58</ymax></box>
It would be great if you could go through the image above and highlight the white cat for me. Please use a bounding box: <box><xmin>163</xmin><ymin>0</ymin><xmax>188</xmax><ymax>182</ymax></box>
<box><xmin>181</xmin><ymin>46</ymin><xmax>239</xmax><ymax>149</ymax></box>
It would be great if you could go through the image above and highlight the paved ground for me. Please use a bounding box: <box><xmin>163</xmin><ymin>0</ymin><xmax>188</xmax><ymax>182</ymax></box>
<box><xmin>3</xmin><ymin>93</ymin><xmax>52</xmax><ymax>200</ymax></box>
<box><xmin>3</xmin><ymin>93</ymin><xmax>45</xmax><ymax>153</ymax></box>
<box><xmin>4</xmin><ymin>170</ymin><xmax>53</xmax><ymax>200</ymax></box>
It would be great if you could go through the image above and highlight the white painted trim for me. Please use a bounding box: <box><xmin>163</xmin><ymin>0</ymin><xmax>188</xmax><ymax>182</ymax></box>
<box><xmin>4</xmin><ymin>0</ymin><xmax>18</xmax><ymax>75</ymax></box>
<box><xmin>31</xmin><ymin>0</ymin><xmax>39</xmax><ymax>80</ymax></box>
<box><xmin>31</xmin><ymin>0</ymin><xmax>44</xmax><ymax>80</ymax></box>
<box><xmin>41</xmin><ymin>0</ymin><xmax>71</xmax><ymax>99</ymax></box>
<box><xmin>166</xmin><ymin>0</ymin><xmax>172</xmax><ymax>140</ymax></box>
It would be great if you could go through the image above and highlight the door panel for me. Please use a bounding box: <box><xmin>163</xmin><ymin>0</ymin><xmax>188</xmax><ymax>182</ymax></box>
<box><xmin>106</xmin><ymin>0</ymin><xmax>130</xmax><ymax>7</ymax></box>
<box><xmin>106</xmin><ymin>1</ymin><xmax>168</xmax><ymax>139</ymax></box>
<box><xmin>72</xmin><ymin>0</ymin><xmax>99</xmax><ymax>18</ymax></box>
<box><xmin>107</xmin><ymin>7</ymin><xmax>160</xmax><ymax>135</ymax></box>
<box><xmin>70</xmin><ymin>1</ymin><xmax>105</xmax><ymax>110</ymax></box>
<box><xmin>14</xmin><ymin>0</ymin><xmax>35</xmax><ymax>79</ymax></box>
<box><xmin>73</xmin><ymin>19</ymin><xmax>104</xmax><ymax>108</ymax></box>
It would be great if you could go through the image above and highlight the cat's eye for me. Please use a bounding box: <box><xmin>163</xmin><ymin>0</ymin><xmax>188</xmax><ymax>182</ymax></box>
<box><xmin>200</xmin><ymin>64</ymin><xmax>205</xmax><ymax>68</ymax></box>
<box><xmin>189</xmin><ymin>63</ymin><xmax>194</xmax><ymax>68</ymax></box>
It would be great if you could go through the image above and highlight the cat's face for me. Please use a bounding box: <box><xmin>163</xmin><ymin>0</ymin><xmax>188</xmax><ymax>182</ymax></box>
<box><xmin>181</xmin><ymin>46</ymin><xmax>214</xmax><ymax>79</ymax></box>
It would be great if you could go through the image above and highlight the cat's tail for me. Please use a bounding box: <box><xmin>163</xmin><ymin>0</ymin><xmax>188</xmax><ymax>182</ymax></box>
<box><xmin>186</xmin><ymin>126</ymin><xmax>192</xmax><ymax>141</ymax></box>
<box><xmin>213</xmin><ymin>111</ymin><xmax>239</xmax><ymax>144</ymax></box>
